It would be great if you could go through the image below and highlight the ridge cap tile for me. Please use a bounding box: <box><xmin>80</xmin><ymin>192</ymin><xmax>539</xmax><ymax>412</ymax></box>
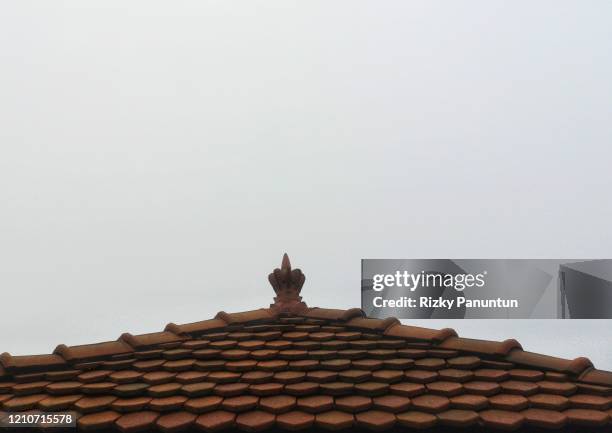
<box><xmin>53</xmin><ymin>340</ymin><xmax>134</xmax><ymax>362</ymax></box>
<box><xmin>119</xmin><ymin>331</ymin><xmax>184</xmax><ymax>349</ymax></box>
<box><xmin>579</xmin><ymin>368</ymin><xmax>612</xmax><ymax>387</ymax></box>
<box><xmin>0</xmin><ymin>353</ymin><xmax>67</xmax><ymax>373</ymax></box>
<box><xmin>506</xmin><ymin>350</ymin><xmax>593</xmax><ymax>375</ymax></box>
<box><xmin>215</xmin><ymin>309</ymin><xmax>278</xmax><ymax>325</ymax></box>
<box><xmin>439</xmin><ymin>337</ymin><xmax>522</xmax><ymax>356</ymax></box>
<box><xmin>384</xmin><ymin>323</ymin><xmax>457</xmax><ymax>343</ymax></box>
<box><xmin>298</xmin><ymin>307</ymin><xmax>363</xmax><ymax>322</ymax></box>
<box><xmin>164</xmin><ymin>318</ymin><xmax>227</xmax><ymax>336</ymax></box>
<box><xmin>346</xmin><ymin>316</ymin><xmax>400</xmax><ymax>332</ymax></box>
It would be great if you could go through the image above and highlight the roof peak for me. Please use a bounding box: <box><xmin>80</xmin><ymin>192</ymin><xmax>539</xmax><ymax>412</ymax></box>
<box><xmin>268</xmin><ymin>253</ymin><xmax>307</xmax><ymax>314</ymax></box>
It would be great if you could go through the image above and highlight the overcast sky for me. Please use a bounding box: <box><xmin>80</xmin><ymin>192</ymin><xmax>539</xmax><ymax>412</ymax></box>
<box><xmin>1</xmin><ymin>1</ymin><xmax>611</xmax><ymax>369</ymax></box>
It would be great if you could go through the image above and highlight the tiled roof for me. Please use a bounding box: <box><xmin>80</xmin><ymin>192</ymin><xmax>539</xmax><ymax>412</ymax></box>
<box><xmin>1</xmin><ymin>255</ymin><xmax>611</xmax><ymax>432</ymax></box>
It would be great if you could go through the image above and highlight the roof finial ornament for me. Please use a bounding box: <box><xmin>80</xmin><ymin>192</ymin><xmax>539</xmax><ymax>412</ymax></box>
<box><xmin>268</xmin><ymin>253</ymin><xmax>307</xmax><ymax>314</ymax></box>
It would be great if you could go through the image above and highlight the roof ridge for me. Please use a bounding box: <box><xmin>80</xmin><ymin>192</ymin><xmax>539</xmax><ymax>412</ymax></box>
<box><xmin>1</xmin><ymin>306</ymin><xmax>611</xmax><ymax>389</ymax></box>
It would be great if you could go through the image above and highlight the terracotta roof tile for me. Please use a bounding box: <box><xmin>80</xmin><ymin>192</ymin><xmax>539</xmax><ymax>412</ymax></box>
<box><xmin>74</xmin><ymin>395</ymin><xmax>117</xmax><ymax>413</ymax></box>
<box><xmin>569</xmin><ymin>393</ymin><xmax>611</xmax><ymax>410</ymax></box>
<box><xmin>241</xmin><ymin>371</ymin><xmax>273</xmax><ymax>384</ymax></box>
<box><xmin>320</xmin><ymin>382</ymin><xmax>353</xmax><ymax>396</ymax></box>
<box><xmin>545</xmin><ymin>371</ymin><xmax>569</xmax><ymax>382</ymax></box>
<box><xmin>149</xmin><ymin>395</ymin><xmax>187</xmax><ymax>411</ymax></box>
<box><xmin>335</xmin><ymin>395</ymin><xmax>372</xmax><ymax>413</ymax></box>
<box><xmin>45</xmin><ymin>369</ymin><xmax>80</xmax><ymax>381</ymax></box>
<box><xmin>77</xmin><ymin>410</ymin><xmax>120</xmax><ymax>430</ymax></box>
<box><xmin>12</xmin><ymin>380</ymin><xmax>51</xmax><ymax>395</ymax></box>
<box><xmin>175</xmin><ymin>371</ymin><xmax>208</xmax><ymax>384</ymax></box>
<box><xmin>437</xmin><ymin>409</ymin><xmax>479</xmax><ymax>427</ymax></box>
<box><xmin>259</xmin><ymin>395</ymin><xmax>296</xmax><ymax>414</ymax></box>
<box><xmin>404</xmin><ymin>369</ymin><xmax>438</xmax><ymax>384</ymax></box>
<box><xmin>576</xmin><ymin>382</ymin><xmax>612</xmax><ymax>396</ymax></box>
<box><xmin>13</xmin><ymin>372</ymin><xmax>47</xmax><ymax>383</ymax></box>
<box><xmin>156</xmin><ymin>411</ymin><xmax>197</xmax><ymax>433</ymax></box>
<box><xmin>508</xmin><ymin>368</ymin><xmax>544</xmax><ymax>382</ymax></box>
<box><xmin>114</xmin><ymin>382</ymin><xmax>149</xmax><ymax>397</ymax></box>
<box><xmin>411</xmin><ymin>394</ymin><xmax>450</xmax><ymax>413</ymax></box>
<box><xmin>489</xmin><ymin>394</ymin><xmax>529</xmax><ymax>411</ymax></box>
<box><xmin>473</xmin><ymin>368</ymin><xmax>510</xmax><ymax>382</ymax></box>
<box><xmin>276</xmin><ymin>410</ymin><xmax>315</xmax><ymax>430</ymax></box>
<box><xmin>564</xmin><ymin>408</ymin><xmax>610</xmax><ymax>426</ymax></box>
<box><xmin>355</xmin><ymin>409</ymin><xmax>396</xmax><ymax>430</ymax></box>
<box><xmin>236</xmin><ymin>410</ymin><xmax>276</xmax><ymax>431</ymax></box>
<box><xmin>447</xmin><ymin>356</ymin><xmax>480</xmax><ymax>369</ymax></box>
<box><xmin>213</xmin><ymin>382</ymin><xmax>249</xmax><ymax>397</ymax></box>
<box><xmin>2</xmin><ymin>257</ymin><xmax>611</xmax><ymax>432</ymax></box>
<box><xmin>389</xmin><ymin>382</ymin><xmax>425</xmax><ymax>397</ymax></box>
<box><xmin>315</xmin><ymin>410</ymin><xmax>354</xmax><ymax>429</ymax></box>
<box><xmin>274</xmin><ymin>371</ymin><xmax>306</xmax><ymax>383</ymax></box>
<box><xmin>3</xmin><ymin>394</ymin><xmax>47</xmax><ymax>410</ymax></box>
<box><xmin>438</xmin><ymin>368</ymin><xmax>474</xmax><ymax>382</ymax></box>
<box><xmin>528</xmin><ymin>393</ymin><xmax>569</xmax><ymax>410</ymax></box>
<box><xmin>499</xmin><ymin>380</ymin><xmax>539</xmax><ymax>395</ymax></box>
<box><xmin>38</xmin><ymin>393</ymin><xmax>82</xmax><ymax>410</ymax></box>
<box><xmin>221</xmin><ymin>395</ymin><xmax>259</xmax><ymax>412</ymax></box>
<box><xmin>426</xmin><ymin>381</ymin><xmax>463</xmax><ymax>396</ymax></box>
<box><xmin>184</xmin><ymin>395</ymin><xmax>223</xmax><ymax>413</ymax></box>
<box><xmin>396</xmin><ymin>410</ymin><xmax>437</xmax><ymax>428</ymax></box>
<box><xmin>307</xmin><ymin>370</ymin><xmax>337</xmax><ymax>383</ymax></box>
<box><xmin>352</xmin><ymin>359</ymin><xmax>382</xmax><ymax>371</ymax></box>
<box><xmin>371</xmin><ymin>370</ymin><xmax>403</xmax><ymax>383</ymax></box>
<box><xmin>354</xmin><ymin>382</ymin><xmax>389</xmax><ymax>397</ymax></box>
<box><xmin>81</xmin><ymin>381</ymin><xmax>116</xmax><ymax>394</ymax></box>
<box><xmin>480</xmin><ymin>409</ymin><xmax>524</xmax><ymax>430</ymax></box>
<box><xmin>297</xmin><ymin>395</ymin><xmax>333</xmax><ymax>413</ymax></box>
<box><xmin>111</xmin><ymin>396</ymin><xmax>152</xmax><ymax>412</ymax></box>
<box><xmin>450</xmin><ymin>394</ymin><xmax>489</xmax><ymax>410</ymax></box>
<box><xmin>45</xmin><ymin>380</ymin><xmax>82</xmax><ymax>395</ymax></box>
<box><xmin>537</xmin><ymin>380</ymin><xmax>577</xmax><ymax>396</ymax></box>
<box><xmin>180</xmin><ymin>382</ymin><xmax>215</xmax><ymax>397</ymax></box>
<box><xmin>284</xmin><ymin>381</ymin><xmax>319</xmax><ymax>396</ymax></box>
<box><xmin>372</xmin><ymin>394</ymin><xmax>411</xmax><ymax>412</ymax></box>
<box><xmin>522</xmin><ymin>407</ymin><xmax>567</xmax><ymax>429</ymax></box>
<box><xmin>116</xmin><ymin>410</ymin><xmax>160</xmax><ymax>433</ymax></box>
<box><xmin>246</xmin><ymin>383</ymin><xmax>281</xmax><ymax>397</ymax></box>
<box><xmin>109</xmin><ymin>370</ymin><xmax>143</xmax><ymax>384</ymax></box>
<box><xmin>338</xmin><ymin>369</ymin><xmax>371</xmax><ymax>383</ymax></box>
